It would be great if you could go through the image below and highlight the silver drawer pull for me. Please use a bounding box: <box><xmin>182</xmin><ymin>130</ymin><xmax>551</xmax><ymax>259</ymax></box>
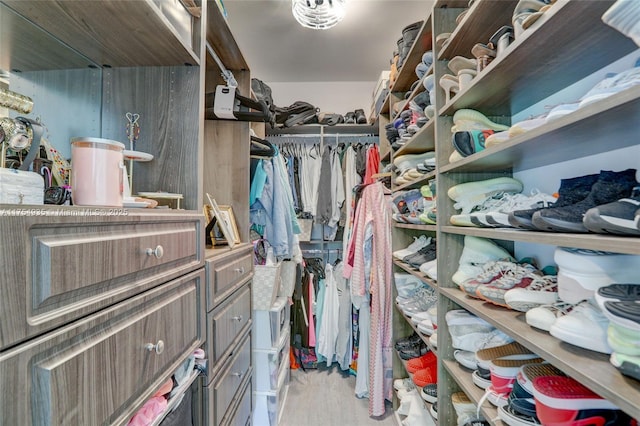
<box><xmin>234</xmin><ymin>267</ymin><xmax>245</xmax><ymax>274</ymax></box>
<box><xmin>146</xmin><ymin>245</ymin><xmax>164</xmax><ymax>259</ymax></box>
<box><xmin>231</xmin><ymin>315</ymin><xmax>243</xmax><ymax>322</ymax></box>
<box><xmin>231</xmin><ymin>372</ymin><xmax>243</xmax><ymax>379</ymax></box>
<box><xmin>145</xmin><ymin>340</ymin><xmax>165</xmax><ymax>354</ymax></box>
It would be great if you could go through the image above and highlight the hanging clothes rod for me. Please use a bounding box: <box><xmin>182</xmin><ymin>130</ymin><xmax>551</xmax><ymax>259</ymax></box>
<box><xmin>301</xmin><ymin>248</ymin><xmax>343</xmax><ymax>254</ymax></box>
<box><xmin>205</xmin><ymin>42</ymin><xmax>237</xmax><ymax>88</ymax></box>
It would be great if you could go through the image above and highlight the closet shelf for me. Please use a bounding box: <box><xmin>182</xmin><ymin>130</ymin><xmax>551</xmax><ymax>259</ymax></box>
<box><xmin>395</xmin><ymin>349</ymin><xmax>438</xmax><ymax>420</ymax></box>
<box><xmin>391</xmin><ymin>16</ymin><xmax>433</xmax><ymax>93</ymax></box>
<box><xmin>395</xmin><ymin>119</ymin><xmax>436</xmax><ymax>156</ymax></box>
<box><xmin>4</xmin><ymin>0</ymin><xmax>201</xmax><ymax>68</ymax></box>
<box><xmin>393</xmin><ymin>223</ymin><xmax>437</xmax><ymax>232</ymax></box>
<box><xmin>393</xmin><ymin>259</ymin><xmax>438</xmax><ymax>291</ymax></box>
<box><xmin>206</xmin><ymin>0</ymin><xmax>248</xmax><ymax>71</ymax></box>
<box><xmin>441</xmin><ymin>226</ymin><xmax>640</xmax><ymax>256</ymax></box>
<box><xmin>440</xmin><ymin>85</ymin><xmax>640</xmax><ymax>174</ymax></box>
<box><xmin>382</xmin><ymin>150</ymin><xmax>391</xmax><ymax>162</ymax></box>
<box><xmin>442</xmin><ymin>360</ymin><xmax>503</xmax><ymax>426</ymax></box>
<box><xmin>266</xmin><ymin>124</ymin><xmax>378</xmax><ymax>136</ymax></box>
<box><xmin>390</xmin><ymin>67</ymin><xmax>431</xmax><ymax>123</ymax></box>
<box><xmin>438</xmin><ymin>0</ymin><xmax>637</xmax><ymax>116</ymax></box>
<box><xmin>437</xmin><ymin>0</ymin><xmax>518</xmax><ymax>61</ymax></box>
<box><xmin>440</xmin><ymin>287</ymin><xmax>640</xmax><ymax>420</ymax></box>
<box><xmin>381</xmin><ymin>93</ymin><xmax>391</xmax><ymax>114</ymax></box>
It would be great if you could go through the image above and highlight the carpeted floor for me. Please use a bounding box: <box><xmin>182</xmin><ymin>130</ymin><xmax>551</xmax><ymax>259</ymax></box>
<box><xmin>279</xmin><ymin>364</ymin><xmax>397</xmax><ymax>426</ymax></box>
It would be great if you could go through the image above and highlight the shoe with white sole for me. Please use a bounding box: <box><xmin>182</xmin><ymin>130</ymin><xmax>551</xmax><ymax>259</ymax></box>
<box><xmin>602</xmin><ymin>300</ymin><xmax>640</xmax><ymax>332</ymax></box>
<box><xmin>459</xmin><ymin>260</ymin><xmax>520</xmax><ymax>298</ymax></box>
<box><xmin>544</xmin><ymin>102</ymin><xmax>580</xmax><ymax>123</ymax></box>
<box><xmin>452</xmin><ymin>391</ymin><xmax>486</xmax><ymax>426</ymax></box>
<box><xmin>505</xmin><ymin>273</ymin><xmax>558</xmax><ymax>312</ymax></box>
<box><xmin>454</xmin><ymin>350</ymin><xmax>478</xmax><ymax>370</ymax></box>
<box><xmin>451</xmin><ymin>109</ymin><xmax>511</xmax><ymax>133</ymax></box>
<box><xmin>485</xmin><ymin>190</ymin><xmax>557</xmax><ymax>228</ymax></box>
<box><xmin>578</xmin><ymin>65</ymin><xmax>640</xmax><ymax>109</ymax></box>
<box><xmin>549</xmin><ymin>300</ymin><xmax>612</xmax><ymax>354</ymax></box>
<box><xmin>554</xmin><ymin>247</ymin><xmax>640</xmax><ymax>303</ymax></box>
<box><xmin>525</xmin><ymin>300</ymin><xmax>579</xmax><ymax>332</ymax></box>
<box><xmin>452</xmin><ymin>236</ymin><xmax>515</xmax><ymax>286</ymax></box>
<box><xmin>394</xmin><ymin>272</ymin><xmax>427</xmax><ymax>299</ymax></box>
<box><xmin>476</xmin><ymin>261</ymin><xmax>543</xmax><ymax>307</ymax></box>
<box><xmin>608</xmin><ymin>321</ymin><xmax>640</xmax><ymax>356</ymax></box>
<box><xmin>610</xmin><ymin>351</ymin><xmax>640</xmax><ymax>382</ymax></box>
<box><xmin>449</xmin><ymin>177</ymin><xmax>524</xmax><ymax>215</ymax></box>
<box><xmin>583</xmin><ymin>188</ymin><xmax>640</xmax><ymax>236</ymax></box>
<box><xmin>508</xmin><ymin>117</ymin><xmax>547</xmax><ymax>138</ymax></box>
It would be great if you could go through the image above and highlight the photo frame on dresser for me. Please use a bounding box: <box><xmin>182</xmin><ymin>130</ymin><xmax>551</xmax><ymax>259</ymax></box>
<box><xmin>206</xmin><ymin>193</ymin><xmax>236</xmax><ymax>248</ymax></box>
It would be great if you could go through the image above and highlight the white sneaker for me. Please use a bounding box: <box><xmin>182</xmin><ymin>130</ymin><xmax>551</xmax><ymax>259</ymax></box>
<box><xmin>393</xmin><ymin>235</ymin><xmax>431</xmax><ymax>259</ymax></box>
<box><xmin>394</xmin><ymin>377</ymin><xmax>415</xmax><ymax>392</ymax></box>
<box><xmin>429</xmin><ymin>332</ymin><xmax>438</xmax><ymax>349</ymax></box>
<box><xmin>454</xmin><ymin>350</ymin><xmax>478</xmax><ymax>370</ymax></box>
<box><xmin>549</xmin><ymin>300</ymin><xmax>613</xmax><ymax>354</ymax></box>
<box><xmin>446</xmin><ymin>309</ymin><xmax>513</xmax><ymax>352</ymax></box>
<box><xmin>452</xmin><ymin>236</ymin><xmax>515</xmax><ymax>285</ymax></box>
<box><xmin>485</xmin><ymin>190</ymin><xmax>556</xmax><ymax>227</ymax></box>
<box><xmin>578</xmin><ymin>66</ymin><xmax>640</xmax><ymax>109</ymax></box>
<box><xmin>417</xmin><ymin>319</ymin><xmax>435</xmax><ymax>336</ymax></box>
<box><xmin>505</xmin><ymin>273</ymin><xmax>558</xmax><ymax>312</ymax></box>
<box><xmin>452</xmin><ymin>391</ymin><xmax>484</xmax><ymax>426</ymax></box>
<box><xmin>419</xmin><ymin>259</ymin><xmax>437</xmax><ymax>276</ymax></box>
<box><xmin>448</xmin><ymin>177</ymin><xmax>523</xmax><ymax>215</ymax></box>
<box><xmin>394</xmin><ymin>273</ymin><xmax>426</xmax><ymax>299</ymax></box>
<box><xmin>555</xmin><ymin>247</ymin><xmax>640</xmax><ymax>303</ymax></box>
<box><xmin>525</xmin><ymin>300</ymin><xmax>578</xmax><ymax>332</ymax></box>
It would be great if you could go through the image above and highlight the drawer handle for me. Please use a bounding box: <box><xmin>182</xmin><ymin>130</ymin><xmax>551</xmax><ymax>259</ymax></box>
<box><xmin>145</xmin><ymin>340</ymin><xmax>165</xmax><ymax>354</ymax></box>
<box><xmin>231</xmin><ymin>315</ymin><xmax>244</xmax><ymax>322</ymax></box>
<box><xmin>231</xmin><ymin>372</ymin><xmax>244</xmax><ymax>379</ymax></box>
<box><xmin>234</xmin><ymin>267</ymin><xmax>245</xmax><ymax>274</ymax></box>
<box><xmin>146</xmin><ymin>245</ymin><xmax>164</xmax><ymax>259</ymax></box>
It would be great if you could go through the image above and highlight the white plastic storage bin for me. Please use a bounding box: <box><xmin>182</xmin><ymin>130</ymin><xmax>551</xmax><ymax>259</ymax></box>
<box><xmin>253</xmin><ymin>296</ymin><xmax>290</xmax><ymax>349</ymax></box>
<box><xmin>253</xmin><ymin>263</ymin><xmax>281</xmax><ymax>310</ymax></box>
<box><xmin>253</xmin><ymin>328</ymin><xmax>290</xmax><ymax>392</ymax></box>
<box><xmin>253</xmin><ymin>360</ymin><xmax>290</xmax><ymax>426</ymax></box>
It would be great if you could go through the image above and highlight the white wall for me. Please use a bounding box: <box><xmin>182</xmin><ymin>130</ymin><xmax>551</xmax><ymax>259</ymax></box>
<box><xmin>266</xmin><ymin>81</ymin><xmax>376</xmax><ymax>116</ymax></box>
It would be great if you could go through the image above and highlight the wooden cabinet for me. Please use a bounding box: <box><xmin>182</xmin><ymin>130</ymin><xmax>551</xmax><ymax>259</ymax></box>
<box><xmin>384</xmin><ymin>0</ymin><xmax>640</xmax><ymax>424</ymax></box>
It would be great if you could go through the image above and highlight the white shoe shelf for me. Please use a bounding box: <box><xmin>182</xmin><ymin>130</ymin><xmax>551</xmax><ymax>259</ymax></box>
<box><xmin>381</xmin><ymin>0</ymin><xmax>640</xmax><ymax>424</ymax></box>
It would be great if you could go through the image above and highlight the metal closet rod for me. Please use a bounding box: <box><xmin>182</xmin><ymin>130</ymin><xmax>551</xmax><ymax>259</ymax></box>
<box><xmin>206</xmin><ymin>42</ymin><xmax>237</xmax><ymax>88</ymax></box>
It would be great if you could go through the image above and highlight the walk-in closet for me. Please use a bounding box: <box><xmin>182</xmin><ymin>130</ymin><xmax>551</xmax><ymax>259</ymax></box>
<box><xmin>1</xmin><ymin>1</ymin><xmax>639</xmax><ymax>426</ymax></box>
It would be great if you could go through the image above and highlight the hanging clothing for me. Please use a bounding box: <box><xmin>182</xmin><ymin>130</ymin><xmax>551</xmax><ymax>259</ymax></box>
<box><xmin>315</xmin><ymin>146</ymin><xmax>334</xmax><ymax>225</ymax></box>
<box><xmin>363</xmin><ymin>145</ymin><xmax>380</xmax><ymax>185</ymax></box>
<box><xmin>316</xmin><ymin>263</ymin><xmax>340</xmax><ymax>367</ymax></box>
<box><xmin>344</xmin><ymin>182</ymin><xmax>393</xmax><ymax>417</ymax></box>
<box><xmin>334</xmin><ymin>262</ymin><xmax>353</xmax><ymax>371</ymax></box>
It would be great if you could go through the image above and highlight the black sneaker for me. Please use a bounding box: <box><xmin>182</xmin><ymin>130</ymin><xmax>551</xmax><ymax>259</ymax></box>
<box><xmin>395</xmin><ymin>332</ymin><xmax>422</xmax><ymax>350</ymax></box>
<box><xmin>583</xmin><ymin>187</ymin><xmax>640</xmax><ymax>235</ymax></box>
<box><xmin>532</xmin><ymin>169</ymin><xmax>638</xmax><ymax>233</ymax></box>
<box><xmin>398</xmin><ymin>341</ymin><xmax>428</xmax><ymax>360</ymax></box>
<box><xmin>421</xmin><ymin>383</ymin><xmax>437</xmax><ymax>403</ymax></box>
<box><xmin>404</xmin><ymin>243</ymin><xmax>437</xmax><ymax>269</ymax></box>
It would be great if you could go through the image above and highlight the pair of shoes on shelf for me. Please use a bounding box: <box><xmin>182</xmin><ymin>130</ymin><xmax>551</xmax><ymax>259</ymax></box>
<box><xmin>343</xmin><ymin>109</ymin><xmax>367</xmax><ymax>124</ymax></box>
<box><xmin>508</xmin><ymin>169</ymin><xmax>639</xmax><ymax>234</ymax></box>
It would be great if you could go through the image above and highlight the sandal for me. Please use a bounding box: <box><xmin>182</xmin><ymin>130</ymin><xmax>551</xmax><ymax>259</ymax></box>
<box><xmin>439</xmin><ymin>74</ymin><xmax>460</xmax><ymax>104</ymax></box>
<box><xmin>471</xmin><ymin>43</ymin><xmax>497</xmax><ymax>72</ymax></box>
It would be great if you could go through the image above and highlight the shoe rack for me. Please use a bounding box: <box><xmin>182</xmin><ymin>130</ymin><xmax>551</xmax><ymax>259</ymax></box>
<box><xmin>381</xmin><ymin>0</ymin><xmax>640</xmax><ymax>424</ymax></box>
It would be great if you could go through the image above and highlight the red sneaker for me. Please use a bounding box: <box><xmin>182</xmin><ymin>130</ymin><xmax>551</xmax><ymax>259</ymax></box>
<box><xmin>406</xmin><ymin>350</ymin><xmax>437</xmax><ymax>373</ymax></box>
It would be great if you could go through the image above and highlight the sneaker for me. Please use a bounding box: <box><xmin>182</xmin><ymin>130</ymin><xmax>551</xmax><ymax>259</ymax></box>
<box><xmin>447</xmin><ymin>310</ymin><xmax>514</xmax><ymax>352</ymax></box>
<box><xmin>554</xmin><ymin>247</ymin><xmax>640</xmax><ymax>303</ymax></box>
<box><xmin>610</xmin><ymin>352</ymin><xmax>640</xmax><ymax>382</ymax></box>
<box><xmin>525</xmin><ymin>301</ymin><xmax>579</xmax><ymax>332</ymax></box>
<box><xmin>549</xmin><ymin>300</ymin><xmax>613</xmax><ymax>354</ymax></box>
<box><xmin>459</xmin><ymin>260</ymin><xmax>520</xmax><ymax>298</ymax></box>
<box><xmin>429</xmin><ymin>332</ymin><xmax>438</xmax><ymax>349</ymax></box>
<box><xmin>476</xmin><ymin>341</ymin><xmax>537</xmax><ymax>371</ymax></box>
<box><xmin>508</xmin><ymin>173</ymin><xmax>599</xmax><ymax>230</ymax></box>
<box><xmin>485</xmin><ymin>190</ymin><xmax>557</xmax><ymax>228</ymax></box>
<box><xmin>413</xmin><ymin>363</ymin><xmax>437</xmax><ymax>387</ymax></box>
<box><xmin>532</xmin><ymin>168</ymin><xmax>638</xmax><ymax>233</ymax></box>
<box><xmin>583</xmin><ymin>187</ymin><xmax>640</xmax><ymax>236</ymax></box>
<box><xmin>394</xmin><ymin>273</ymin><xmax>426</xmax><ymax>298</ymax></box>
<box><xmin>602</xmin><ymin>300</ymin><xmax>640</xmax><ymax>332</ymax></box>
<box><xmin>417</xmin><ymin>319</ymin><xmax>435</xmax><ymax>336</ymax></box>
<box><xmin>608</xmin><ymin>321</ymin><xmax>640</xmax><ymax>356</ymax></box>
<box><xmin>393</xmin><ymin>235</ymin><xmax>431</xmax><ymax>259</ymax></box>
<box><xmin>486</xmin><ymin>358</ymin><xmax>545</xmax><ymax>407</ymax></box>
<box><xmin>407</xmin><ymin>351</ymin><xmax>437</xmax><ymax>374</ymax></box>
<box><xmin>399</xmin><ymin>286</ymin><xmax>438</xmax><ymax>317</ymax></box>
<box><xmin>595</xmin><ymin>284</ymin><xmax>640</xmax><ymax>311</ymax></box>
<box><xmin>498</xmin><ymin>363</ymin><xmax>566</xmax><ymax>426</ymax></box>
<box><xmin>394</xmin><ymin>377</ymin><xmax>415</xmax><ymax>391</ymax></box>
<box><xmin>394</xmin><ymin>151</ymin><xmax>436</xmax><ymax>175</ymax></box>
<box><xmin>452</xmin><ymin>391</ymin><xmax>486</xmax><ymax>426</ymax></box>
<box><xmin>504</xmin><ymin>272</ymin><xmax>558</xmax><ymax>312</ymax></box>
<box><xmin>404</xmin><ymin>242</ymin><xmax>437</xmax><ymax>269</ymax></box>
<box><xmin>452</xmin><ymin>236</ymin><xmax>515</xmax><ymax>285</ymax></box>
<box><xmin>451</xmin><ymin>109</ymin><xmax>511</xmax><ymax>133</ymax></box>
<box><xmin>399</xmin><ymin>341</ymin><xmax>429</xmax><ymax>360</ymax></box>
<box><xmin>578</xmin><ymin>65</ymin><xmax>640</xmax><ymax>109</ymax></box>
<box><xmin>544</xmin><ymin>102</ymin><xmax>580</xmax><ymax>123</ymax></box>
<box><xmin>476</xmin><ymin>261</ymin><xmax>543</xmax><ymax>307</ymax></box>
<box><xmin>508</xmin><ymin>116</ymin><xmax>547</xmax><ymax>137</ymax></box>
<box><xmin>452</xmin><ymin>192</ymin><xmax>520</xmax><ymax>227</ymax></box>
<box><xmin>532</xmin><ymin>376</ymin><xmax>634</xmax><ymax>425</ymax></box>
<box><xmin>472</xmin><ymin>369</ymin><xmax>492</xmax><ymax>390</ymax></box>
<box><xmin>449</xmin><ymin>177</ymin><xmax>524</xmax><ymax>215</ymax></box>
<box><xmin>419</xmin><ymin>259</ymin><xmax>437</xmax><ymax>278</ymax></box>
<box><xmin>395</xmin><ymin>332</ymin><xmax>423</xmax><ymax>351</ymax></box>
<box><xmin>430</xmin><ymin>401</ymin><xmax>438</xmax><ymax>420</ymax></box>
<box><xmin>454</xmin><ymin>350</ymin><xmax>478</xmax><ymax>370</ymax></box>
<box><xmin>421</xmin><ymin>383</ymin><xmax>438</xmax><ymax>403</ymax></box>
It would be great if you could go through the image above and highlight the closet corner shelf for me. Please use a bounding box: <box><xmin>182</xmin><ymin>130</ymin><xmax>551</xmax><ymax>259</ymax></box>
<box><xmin>440</xmin><ymin>226</ymin><xmax>640</xmax><ymax>256</ymax></box>
<box><xmin>437</xmin><ymin>0</ymin><xmax>518</xmax><ymax>61</ymax></box>
<box><xmin>390</xmin><ymin>16</ymin><xmax>433</xmax><ymax>93</ymax></box>
<box><xmin>393</xmin><ymin>259</ymin><xmax>438</xmax><ymax>291</ymax></box>
<box><xmin>440</xmin><ymin>287</ymin><xmax>640</xmax><ymax>420</ymax></box>
<box><xmin>442</xmin><ymin>359</ymin><xmax>503</xmax><ymax>426</ymax></box>
<box><xmin>394</xmin><ymin>119</ymin><xmax>436</xmax><ymax>156</ymax></box>
<box><xmin>393</xmin><ymin>223</ymin><xmax>437</xmax><ymax>232</ymax></box>
<box><xmin>438</xmin><ymin>0</ymin><xmax>637</xmax><ymax>116</ymax></box>
<box><xmin>439</xmin><ymin>84</ymin><xmax>640</xmax><ymax>174</ymax></box>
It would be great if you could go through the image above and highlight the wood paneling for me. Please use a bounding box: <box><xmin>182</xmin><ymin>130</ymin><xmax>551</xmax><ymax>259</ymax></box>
<box><xmin>212</xmin><ymin>336</ymin><xmax>252</xmax><ymax>426</ymax></box>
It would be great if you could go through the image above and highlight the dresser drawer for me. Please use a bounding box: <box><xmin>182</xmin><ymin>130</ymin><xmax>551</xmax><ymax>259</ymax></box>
<box><xmin>209</xmin><ymin>335</ymin><xmax>252</xmax><ymax>426</ymax></box>
<box><xmin>206</xmin><ymin>281</ymin><xmax>252</xmax><ymax>374</ymax></box>
<box><xmin>0</xmin><ymin>269</ymin><xmax>205</xmax><ymax>426</ymax></box>
<box><xmin>0</xmin><ymin>211</ymin><xmax>204</xmax><ymax>350</ymax></box>
<box><xmin>226</xmin><ymin>376</ymin><xmax>252</xmax><ymax>426</ymax></box>
<box><xmin>206</xmin><ymin>245</ymin><xmax>254</xmax><ymax>309</ymax></box>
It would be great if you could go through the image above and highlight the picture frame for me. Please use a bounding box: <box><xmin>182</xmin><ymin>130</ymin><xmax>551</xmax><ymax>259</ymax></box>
<box><xmin>218</xmin><ymin>205</ymin><xmax>241</xmax><ymax>245</ymax></box>
<box><xmin>206</xmin><ymin>193</ymin><xmax>237</xmax><ymax>248</ymax></box>
<box><xmin>203</xmin><ymin>204</ymin><xmax>227</xmax><ymax>246</ymax></box>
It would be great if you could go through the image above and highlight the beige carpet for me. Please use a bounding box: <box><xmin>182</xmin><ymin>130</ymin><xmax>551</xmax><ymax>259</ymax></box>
<box><xmin>279</xmin><ymin>364</ymin><xmax>397</xmax><ymax>426</ymax></box>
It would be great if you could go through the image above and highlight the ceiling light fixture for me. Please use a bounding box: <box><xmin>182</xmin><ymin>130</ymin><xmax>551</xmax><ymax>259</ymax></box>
<box><xmin>292</xmin><ymin>0</ymin><xmax>347</xmax><ymax>30</ymax></box>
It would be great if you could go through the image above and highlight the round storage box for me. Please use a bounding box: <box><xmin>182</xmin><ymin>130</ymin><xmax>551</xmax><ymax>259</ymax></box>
<box><xmin>71</xmin><ymin>137</ymin><xmax>125</xmax><ymax>207</ymax></box>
